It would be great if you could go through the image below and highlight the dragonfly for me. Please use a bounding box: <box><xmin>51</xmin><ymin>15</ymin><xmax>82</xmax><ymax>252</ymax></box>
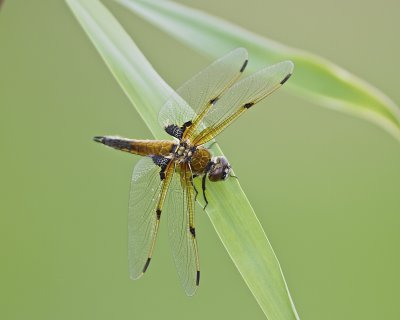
<box><xmin>94</xmin><ymin>48</ymin><xmax>293</xmax><ymax>296</ymax></box>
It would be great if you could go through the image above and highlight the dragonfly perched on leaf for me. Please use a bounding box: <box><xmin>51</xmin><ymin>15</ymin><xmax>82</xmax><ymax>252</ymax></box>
<box><xmin>94</xmin><ymin>48</ymin><xmax>293</xmax><ymax>296</ymax></box>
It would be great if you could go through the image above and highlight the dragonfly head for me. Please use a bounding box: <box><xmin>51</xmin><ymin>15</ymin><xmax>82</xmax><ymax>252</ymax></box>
<box><xmin>208</xmin><ymin>156</ymin><xmax>232</xmax><ymax>182</ymax></box>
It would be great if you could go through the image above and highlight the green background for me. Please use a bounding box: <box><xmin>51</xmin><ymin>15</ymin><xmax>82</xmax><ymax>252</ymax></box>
<box><xmin>1</xmin><ymin>0</ymin><xmax>399</xmax><ymax>319</ymax></box>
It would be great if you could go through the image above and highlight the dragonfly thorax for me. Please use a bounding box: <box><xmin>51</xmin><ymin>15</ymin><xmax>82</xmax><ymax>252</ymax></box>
<box><xmin>173</xmin><ymin>141</ymin><xmax>197</xmax><ymax>164</ymax></box>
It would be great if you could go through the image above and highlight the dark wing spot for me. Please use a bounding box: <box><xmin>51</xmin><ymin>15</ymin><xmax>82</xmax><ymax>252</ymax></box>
<box><xmin>152</xmin><ymin>155</ymin><xmax>169</xmax><ymax>168</ymax></box>
<box><xmin>240</xmin><ymin>59</ymin><xmax>248</xmax><ymax>73</ymax></box>
<box><xmin>143</xmin><ymin>258</ymin><xmax>151</xmax><ymax>273</ymax></box>
<box><xmin>181</xmin><ymin>120</ymin><xmax>192</xmax><ymax>131</ymax></box>
<box><xmin>243</xmin><ymin>102</ymin><xmax>254</xmax><ymax>109</ymax></box>
<box><xmin>165</xmin><ymin>124</ymin><xmax>183</xmax><ymax>139</ymax></box>
<box><xmin>209</xmin><ymin>97</ymin><xmax>219</xmax><ymax>105</ymax></box>
<box><xmin>280</xmin><ymin>73</ymin><xmax>292</xmax><ymax>85</ymax></box>
<box><xmin>152</xmin><ymin>157</ymin><xmax>170</xmax><ymax>182</ymax></box>
<box><xmin>196</xmin><ymin>270</ymin><xmax>200</xmax><ymax>286</ymax></box>
<box><xmin>152</xmin><ymin>156</ymin><xmax>171</xmax><ymax>180</ymax></box>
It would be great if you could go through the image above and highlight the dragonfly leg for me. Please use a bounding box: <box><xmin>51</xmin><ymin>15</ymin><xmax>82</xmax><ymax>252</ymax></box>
<box><xmin>191</xmin><ymin>178</ymin><xmax>199</xmax><ymax>201</ymax></box>
<box><xmin>201</xmin><ymin>174</ymin><xmax>209</xmax><ymax>210</ymax></box>
<box><xmin>188</xmin><ymin>164</ymin><xmax>199</xmax><ymax>201</ymax></box>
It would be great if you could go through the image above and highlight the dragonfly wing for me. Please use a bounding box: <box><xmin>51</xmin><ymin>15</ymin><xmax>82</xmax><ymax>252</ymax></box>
<box><xmin>128</xmin><ymin>157</ymin><xmax>174</xmax><ymax>280</ymax></box>
<box><xmin>193</xmin><ymin>60</ymin><xmax>294</xmax><ymax>146</ymax></box>
<box><xmin>165</xmin><ymin>163</ymin><xmax>200</xmax><ymax>296</ymax></box>
<box><xmin>159</xmin><ymin>48</ymin><xmax>248</xmax><ymax>140</ymax></box>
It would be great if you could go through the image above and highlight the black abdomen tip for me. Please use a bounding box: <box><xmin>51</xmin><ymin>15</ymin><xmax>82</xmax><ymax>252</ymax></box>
<box><xmin>93</xmin><ymin>136</ymin><xmax>105</xmax><ymax>143</ymax></box>
<box><xmin>240</xmin><ymin>59</ymin><xmax>248</xmax><ymax>72</ymax></box>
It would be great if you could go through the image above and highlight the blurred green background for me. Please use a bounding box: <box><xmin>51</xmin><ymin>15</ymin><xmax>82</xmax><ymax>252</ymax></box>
<box><xmin>1</xmin><ymin>0</ymin><xmax>399</xmax><ymax>319</ymax></box>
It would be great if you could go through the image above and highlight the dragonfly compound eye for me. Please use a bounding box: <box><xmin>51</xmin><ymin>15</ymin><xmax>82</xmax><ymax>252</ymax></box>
<box><xmin>208</xmin><ymin>156</ymin><xmax>232</xmax><ymax>182</ymax></box>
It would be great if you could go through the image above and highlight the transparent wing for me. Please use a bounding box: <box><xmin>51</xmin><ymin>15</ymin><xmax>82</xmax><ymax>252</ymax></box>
<box><xmin>193</xmin><ymin>60</ymin><xmax>294</xmax><ymax>146</ymax></box>
<box><xmin>128</xmin><ymin>157</ymin><xmax>174</xmax><ymax>279</ymax></box>
<box><xmin>158</xmin><ymin>48</ymin><xmax>248</xmax><ymax>139</ymax></box>
<box><xmin>165</xmin><ymin>163</ymin><xmax>200</xmax><ymax>296</ymax></box>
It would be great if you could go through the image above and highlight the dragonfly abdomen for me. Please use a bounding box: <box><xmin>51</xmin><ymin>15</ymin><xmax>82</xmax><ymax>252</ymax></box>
<box><xmin>94</xmin><ymin>136</ymin><xmax>176</xmax><ymax>157</ymax></box>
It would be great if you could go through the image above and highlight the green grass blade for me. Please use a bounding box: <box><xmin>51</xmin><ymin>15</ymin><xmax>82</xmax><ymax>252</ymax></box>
<box><xmin>117</xmin><ymin>0</ymin><xmax>400</xmax><ymax>142</ymax></box>
<box><xmin>66</xmin><ymin>0</ymin><xmax>300</xmax><ymax>319</ymax></box>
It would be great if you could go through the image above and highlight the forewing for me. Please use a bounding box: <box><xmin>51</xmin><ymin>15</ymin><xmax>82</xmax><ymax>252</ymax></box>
<box><xmin>165</xmin><ymin>163</ymin><xmax>200</xmax><ymax>296</ymax></box>
<box><xmin>128</xmin><ymin>157</ymin><xmax>173</xmax><ymax>279</ymax></box>
<box><xmin>158</xmin><ymin>48</ymin><xmax>248</xmax><ymax>139</ymax></box>
<box><xmin>193</xmin><ymin>61</ymin><xmax>294</xmax><ymax>145</ymax></box>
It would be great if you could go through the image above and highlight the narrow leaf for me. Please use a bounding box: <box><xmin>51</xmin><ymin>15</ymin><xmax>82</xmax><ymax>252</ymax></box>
<box><xmin>66</xmin><ymin>0</ymin><xmax>300</xmax><ymax>319</ymax></box>
<box><xmin>118</xmin><ymin>0</ymin><xmax>400</xmax><ymax>142</ymax></box>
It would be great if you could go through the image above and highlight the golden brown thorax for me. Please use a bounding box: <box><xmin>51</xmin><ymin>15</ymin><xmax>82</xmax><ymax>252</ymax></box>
<box><xmin>189</xmin><ymin>147</ymin><xmax>212</xmax><ymax>175</ymax></box>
